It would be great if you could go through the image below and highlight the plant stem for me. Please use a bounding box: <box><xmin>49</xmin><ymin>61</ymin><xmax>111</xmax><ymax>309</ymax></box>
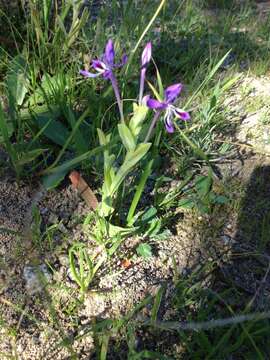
<box><xmin>138</xmin><ymin>68</ymin><xmax>146</xmax><ymax>105</ymax></box>
<box><xmin>110</xmin><ymin>73</ymin><xmax>124</xmax><ymax>123</ymax></box>
<box><xmin>144</xmin><ymin>111</ymin><xmax>161</xmax><ymax>143</ymax></box>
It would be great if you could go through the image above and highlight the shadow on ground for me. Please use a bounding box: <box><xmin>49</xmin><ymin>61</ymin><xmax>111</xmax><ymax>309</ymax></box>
<box><xmin>220</xmin><ymin>164</ymin><xmax>270</xmax><ymax>307</ymax></box>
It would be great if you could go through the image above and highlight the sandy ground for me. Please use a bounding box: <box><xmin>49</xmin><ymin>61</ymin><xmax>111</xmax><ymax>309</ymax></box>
<box><xmin>1</xmin><ymin>74</ymin><xmax>270</xmax><ymax>358</ymax></box>
<box><xmin>0</xmin><ymin>174</ymin><xmax>210</xmax><ymax>358</ymax></box>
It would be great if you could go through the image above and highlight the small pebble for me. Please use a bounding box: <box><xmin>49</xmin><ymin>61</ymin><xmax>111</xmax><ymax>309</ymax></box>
<box><xmin>23</xmin><ymin>264</ymin><xmax>52</xmax><ymax>295</ymax></box>
<box><xmin>58</xmin><ymin>254</ymin><xmax>69</xmax><ymax>266</ymax></box>
<box><xmin>48</xmin><ymin>213</ymin><xmax>58</xmax><ymax>224</ymax></box>
<box><xmin>221</xmin><ymin>234</ymin><xmax>235</xmax><ymax>246</ymax></box>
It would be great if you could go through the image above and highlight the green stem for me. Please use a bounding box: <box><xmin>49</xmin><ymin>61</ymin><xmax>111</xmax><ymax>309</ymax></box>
<box><xmin>144</xmin><ymin>111</ymin><xmax>161</xmax><ymax>143</ymax></box>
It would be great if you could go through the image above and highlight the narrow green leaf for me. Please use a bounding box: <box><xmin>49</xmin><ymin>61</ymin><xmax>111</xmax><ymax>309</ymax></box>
<box><xmin>17</xmin><ymin>148</ymin><xmax>47</xmax><ymax>165</ymax></box>
<box><xmin>66</xmin><ymin>107</ymin><xmax>89</xmax><ymax>155</ymax></box>
<box><xmin>195</xmin><ymin>174</ymin><xmax>212</xmax><ymax>198</ymax></box>
<box><xmin>110</xmin><ymin>143</ymin><xmax>151</xmax><ymax>196</ymax></box>
<box><xmin>100</xmin><ymin>334</ymin><xmax>110</xmax><ymax>360</ymax></box>
<box><xmin>151</xmin><ymin>285</ymin><xmax>166</xmax><ymax>322</ymax></box>
<box><xmin>175</xmin><ymin>124</ymin><xmax>210</xmax><ymax>165</ymax></box>
<box><xmin>97</xmin><ymin>128</ymin><xmax>107</xmax><ymax>146</ymax></box>
<box><xmin>185</xmin><ymin>50</ymin><xmax>232</xmax><ymax>108</ymax></box>
<box><xmin>125</xmin><ymin>0</ymin><xmax>166</xmax><ymax>74</ymax></box>
<box><xmin>155</xmin><ymin>62</ymin><xmax>164</xmax><ymax>99</ymax></box>
<box><xmin>178</xmin><ymin>198</ymin><xmax>195</xmax><ymax>209</ymax></box>
<box><xmin>147</xmin><ymin>81</ymin><xmax>163</xmax><ymax>102</ymax></box>
<box><xmin>145</xmin><ymin>217</ymin><xmax>161</xmax><ymax>237</ymax></box>
<box><xmin>42</xmin><ymin>141</ymin><xmax>116</xmax><ymax>176</ymax></box>
<box><xmin>141</xmin><ymin>206</ymin><xmax>157</xmax><ymax>223</ymax></box>
<box><xmin>127</xmin><ymin>159</ymin><xmax>153</xmax><ymax>226</ymax></box>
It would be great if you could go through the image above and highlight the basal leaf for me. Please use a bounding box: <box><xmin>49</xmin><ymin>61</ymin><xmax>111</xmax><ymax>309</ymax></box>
<box><xmin>42</xmin><ymin>170</ymin><xmax>67</xmax><ymax>190</ymax></box>
<box><xmin>35</xmin><ymin>111</ymin><xmax>70</xmax><ymax>146</ymax></box>
<box><xmin>7</xmin><ymin>55</ymin><xmax>29</xmax><ymax>107</ymax></box>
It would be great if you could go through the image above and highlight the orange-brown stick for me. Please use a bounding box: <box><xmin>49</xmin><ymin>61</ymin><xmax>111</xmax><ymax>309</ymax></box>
<box><xmin>69</xmin><ymin>171</ymin><xmax>98</xmax><ymax>210</ymax></box>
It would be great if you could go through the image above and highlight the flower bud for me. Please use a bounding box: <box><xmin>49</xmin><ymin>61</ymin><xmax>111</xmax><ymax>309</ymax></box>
<box><xmin>141</xmin><ymin>42</ymin><xmax>152</xmax><ymax>67</ymax></box>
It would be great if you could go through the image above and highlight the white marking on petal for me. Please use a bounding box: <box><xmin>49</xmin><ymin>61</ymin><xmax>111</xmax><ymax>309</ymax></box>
<box><xmin>164</xmin><ymin>105</ymin><xmax>174</xmax><ymax>128</ymax></box>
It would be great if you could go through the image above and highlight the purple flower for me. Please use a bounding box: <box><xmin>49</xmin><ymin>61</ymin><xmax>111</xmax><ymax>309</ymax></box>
<box><xmin>80</xmin><ymin>39</ymin><xmax>127</xmax><ymax>80</ymax></box>
<box><xmin>141</xmin><ymin>42</ymin><xmax>152</xmax><ymax>68</ymax></box>
<box><xmin>147</xmin><ymin>83</ymin><xmax>190</xmax><ymax>133</ymax></box>
<box><xmin>139</xmin><ymin>42</ymin><xmax>152</xmax><ymax>105</ymax></box>
<box><xmin>80</xmin><ymin>39</ymin><xmax>127</xmax><ymax>123</ymax></box>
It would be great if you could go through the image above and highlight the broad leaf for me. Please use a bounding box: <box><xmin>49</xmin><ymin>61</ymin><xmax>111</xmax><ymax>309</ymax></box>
<box><xmin>141</xmin><ymin>206</ymin><xmax>157</xmax><ymax>223</ymax></box>
<box><xmin>35</xmin><ymin>111</ymin><xmax>70</xmax><ymax>146</ymax></box>
<box><xmin>42</xmin><ymin>170</ymin><xmax>67</xmax><ymax>190</ymax></box>
<box><xmin>195</xmin><ymin>173</ymin><xmax>212</xmax><ymax>198</ymax></box>
<box><xmin>129</xmin><ymin>103</ymin><xmax>148</xmax><ymax>138</ymax></box>
<box><xmin>178</xmin><ymin>198</ymin><xmax>195</xmax><ymax>209</ymax></box>
<box><xmin>7</xmin><ymin>55</ymin><xmax>29</xmax><ymax>107</ymax></box>
<box><xmin>0</xmin><ymin>102</ymin><xmax>17</xmax><ymax>168</ymax></box>
<box><xmin>43</xmin><ymin>142</ymin><xmax>115</xmax><ymax>176</ymax></box>
<box><xmin>136</xmin><ymin>243</ymin><xmax>152</xmax><ymax>258</ymax></box>
<box><xmin>118</xmin><ymin>123</ymin><xmax>136</xmax><ymax>151</ymax></box>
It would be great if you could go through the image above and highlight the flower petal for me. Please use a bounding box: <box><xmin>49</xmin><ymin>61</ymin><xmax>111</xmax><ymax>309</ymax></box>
<box><xmin>79</xmin><ymin>70</ymin><xmax>100</xmax><ymax>78</ymax></box>
<box><xmin>92</xmin><ymin>60</ymin><xmax>107</xmax><ymax>72</ymax></box>
<box><xmin>165</xmin><ymin>120</ymin><xmax>174</xmax><ymax>133</ymax></box>
<box><xmin>141</xmin><ymin>42</ymin><xmax>152</xmax><ymax>67</ymax></box>
<box><xmin>105</xmin><ymin>39</ymin><xmax>115</xmax><ymax>66</ymax></box>
<box><xmin>102</xmin><ymin>70</ymin><xmax>112</xmax><ymax>79</ymax></box>
<box><xmin>122</xmin><ymin>53</ymin><xmax>128</xmax><ymax>65</ymax></box>
<box><xmin>142</xmin><ymin>95</ymin><xmax>150</xmax><ymax>106</ymax></box>
<box><xmin>147</xmin><ymin>98</ymin><xmax>167</xmax><ymax>110</ymax></box>
<box><xmin>165</xmin><ymin>83</ymin><xmax>183</xmax><ymax>103</ymax></box>
<box><xmin>113</xmin><ymin>54</ymin><xmax>128</xmax><ymax>68</ymax></box>
<box><xmin>174</xmin><ymin>108</ymin><xmax>190</xmax><ymax>120</ymax></box>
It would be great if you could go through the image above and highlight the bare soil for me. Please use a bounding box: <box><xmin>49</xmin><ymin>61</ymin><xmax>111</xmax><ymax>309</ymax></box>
<box><xmin>1</xmin><ymin>74</ymin><xmax>270</xmax><ymax>358</ymax></box>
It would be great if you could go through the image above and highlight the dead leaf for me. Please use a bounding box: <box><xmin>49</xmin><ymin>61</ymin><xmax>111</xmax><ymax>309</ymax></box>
<box><xmin>121</xmin><ymin>259</ymin><xmax>132</xmax><ymax>269</ymax></box>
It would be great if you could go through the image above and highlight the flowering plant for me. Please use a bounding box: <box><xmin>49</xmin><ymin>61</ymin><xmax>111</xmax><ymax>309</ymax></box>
<box><xmin>80</xmin><ymin>39</ymin><xmax>190</xmax><ymax>228</ymax></box>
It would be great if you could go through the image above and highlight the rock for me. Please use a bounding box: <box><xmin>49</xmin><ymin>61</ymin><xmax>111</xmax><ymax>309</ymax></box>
<box><xmin>40</xmin><ymin>207</ymin><xmax>49</xmax><ymax>215</ymax></box>
<box><xmin>23</xmin><ymin>264</ymin><xmax>52</xmax><ymax>295</ymax></box>
<box><xmin>48</xmin><ymin>213</ymin><xmax>58</xmax><ymax>224</ymax></box>
<box><xmin>221</xmin><ymin>235</ymin><xmax>231</xmax><ymax>246</ymax></box>
<box><xmin>80</xmin><ymin>293</ymin><xmax>106</xmax><ymax>319</ymax></box>
<box><xmin>58</xmin><ymin>254</ymin><xmax>69</xmax><ymax>267</ymax></box>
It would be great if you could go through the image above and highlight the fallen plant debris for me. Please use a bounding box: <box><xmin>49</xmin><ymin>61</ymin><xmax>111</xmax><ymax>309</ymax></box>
<box><xmin>69</xmin><ymin>170</ymin><xmax>98</xmax><ymax>210</ymax></box>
